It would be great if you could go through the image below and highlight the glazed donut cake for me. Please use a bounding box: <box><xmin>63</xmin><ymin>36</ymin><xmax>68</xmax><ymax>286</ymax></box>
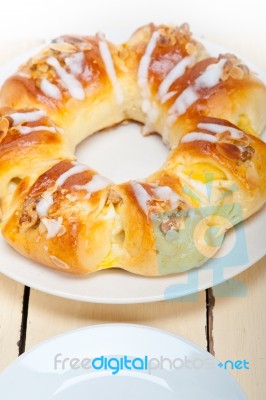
<box><xmin>0</xmin><ymin>23</ymin><xmax>266</xmax><ymax>276</ymax></box>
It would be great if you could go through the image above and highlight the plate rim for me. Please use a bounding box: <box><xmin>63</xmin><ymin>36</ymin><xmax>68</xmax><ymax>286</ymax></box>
<box><xmin>0</xmin><ymin>323</ymin><xmax>247</xmax><ymax>399</ymax></box>
<box><xmin>0</xmin><ymin>235</ymin><xmax>265</xmax><ymax>304</ymax></box>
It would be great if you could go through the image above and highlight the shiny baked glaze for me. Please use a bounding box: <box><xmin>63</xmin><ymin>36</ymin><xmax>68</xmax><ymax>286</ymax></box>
<box><xmin>169</xmin><ymin>116</ymin><xmax>266</xmax><ymax>193</ymax></box>
<box><xmin>1</xmin><ymin>35</ymin><xmax>121</xmax><ymax>109</ymax></box>
<box><xmin>0</xmin><ymin>24</ymin><xmax>266</xmax><ymax>276</ymax></box>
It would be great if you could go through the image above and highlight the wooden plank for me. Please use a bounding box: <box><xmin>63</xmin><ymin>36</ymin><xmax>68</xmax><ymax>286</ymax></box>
<box><xmin>212</xmin><ymin>257</ymin><xmax>266</xmax><ymax>399</ymax></box>
<box><xmin>0</xmin><ymin>275</ymin><xmax>24</xmax><ymax>372</ymax></box>
<box><xmin>26</xmin><ymin>291</ymin><xmax>207</xmax><ymax>350</ymax></box>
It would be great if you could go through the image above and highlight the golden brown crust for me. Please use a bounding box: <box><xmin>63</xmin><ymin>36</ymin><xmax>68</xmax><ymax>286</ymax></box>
<box><xmin>0</xmin><ymin>24</ymin><xmax>266</xmax><ymax>276</ymax></box>
<box><xmin>2</xmin><ymin>160</ymin><xmax>114</xmax><ymax>274</ymax></box>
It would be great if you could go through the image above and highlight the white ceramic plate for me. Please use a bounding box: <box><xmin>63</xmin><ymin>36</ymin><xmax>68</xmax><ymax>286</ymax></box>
<box><xmin>0</xmin><ymin>324</ymin><xmax>247</xmax><ymax>399</ymax></box>
<box><xmin>0</xmin><ymin>34</ymin><xmax>265</xmax><ymax>303</ymax></box>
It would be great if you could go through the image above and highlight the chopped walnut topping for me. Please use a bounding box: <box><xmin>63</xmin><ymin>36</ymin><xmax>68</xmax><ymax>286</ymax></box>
<box><xmin>160</xmin><ymin>213</ymin><xmax>185</xmax><ymax>234</ymax></box>
<box><xmin>240</xmin><ymin>145</ymin><xmax>255</xmax><ymax>162</ymax></box>
<box><xmin>157</xmin><ymin>23</ymin><xmax>192</xmax><ymax>48</ymax></box>
<box><xmin>107</xmin><ymin>189</ymin><xmax>122</xmax><ymax>205</ymax></box>
<box><xmin>179</xmin><ymin>23</ymin><xmax>191</xmax><ymax>37</ymax></box>
<box><xmin>185</xmin><ymin>42</ymin><xmax>196</xmax><ymax>55</ymax></box>
<box><xmin>38</xmin><ymin>63</ymin><xmax>49</xmax><ymax>73</ymax></box>
<box><xmin>19</xmin><ymin>201</ymin><xmax>38</xmax><ymax>232</ymax></box>
<box><xmin>220</xmin><ymin>54</ymin><xmax>249</xmax><ymax>81</ymax></box>
<box><xmin>215</xmin><ymin>128</ymin><xmax>255</xmax><ymax>162</ymax></box>
<box><xmin>65</xmin><ymin>193</ymin><xmax>78</xmax><ymax>202</ymax></box>
<box><xmin>147</xmin><ymin>198</ymin><xmax>173</xmax><ymax>219</ymax></box>
<box><xmin>148</xmin><ymin>198</ymin><xmax>168</xmax><ymax>210</ymax></box>
<box><xmin>29</xmin><ymin>48</ymin><xmax>50</xmax><ymax>67</ymax></box>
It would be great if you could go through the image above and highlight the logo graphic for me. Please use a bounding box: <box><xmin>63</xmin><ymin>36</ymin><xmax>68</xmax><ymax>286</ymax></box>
<box><xmin>54</xmin><ymin>354</ymin><xmax>250</xmax><ymax>374</ymax></box>
<box><xmin>151</xmin><ymin>173</ymin><xmax>248</xmax><ymax>300</ymax></box>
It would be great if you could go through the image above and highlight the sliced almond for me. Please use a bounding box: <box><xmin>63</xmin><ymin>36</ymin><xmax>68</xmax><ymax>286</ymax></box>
<box><xmin>50</xmin><ymin>42</ymin><xmax>78</xmax><ymax>53</ymax></box>
<box><xmin>230</xmin><ymin>65</ymin><xmax>245</xmax><ymax>80</ymax></box>
<box><xmin>50</xmin><ymin>255</ymin><xmax>70</xmax><ymax>270</ymax></box>
<box><xmin>79</xmin><ymin>42</ymin><xmax>93</xmax><ymax>51</ymax></box>
<box><xmin>57</xmin><ymin>225</ymin><xmax>67</xmax><ymax>237</ymax></box>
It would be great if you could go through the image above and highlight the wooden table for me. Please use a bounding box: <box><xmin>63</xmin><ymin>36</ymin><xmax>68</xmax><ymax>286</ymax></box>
<box><xmin>0</xmin><ymin>37</ymin><xmax>265</xmax><ymax>400</ymax></box>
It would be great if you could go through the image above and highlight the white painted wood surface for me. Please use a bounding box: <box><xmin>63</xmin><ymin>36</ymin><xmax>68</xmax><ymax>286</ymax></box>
<box><xmin>214</xmin><ymin>257</ymin><xmax>266</xmax><ymax>399</ymax></box>
<box><xmin>25</xmin><ymin>291</ymin><xmax>207</xmax><ymax>349</ymax></box>
<box><xmin>0</xmin><ymin>275</ymin><xmax>24</xmax><ymax>372</ymax></box>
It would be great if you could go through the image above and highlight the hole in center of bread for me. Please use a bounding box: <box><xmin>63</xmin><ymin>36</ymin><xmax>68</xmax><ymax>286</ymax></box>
<box><xmin>75</xmin><ymin>122</ymin><xmax>169</xmax><ymax>183</ymax></box>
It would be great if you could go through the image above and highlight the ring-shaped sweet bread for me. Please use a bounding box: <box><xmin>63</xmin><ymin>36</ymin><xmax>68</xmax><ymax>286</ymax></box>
<box><xmin>0</xmin><ymin>23</ymin><xmax>266</xmax><ymax>276</ymax></box>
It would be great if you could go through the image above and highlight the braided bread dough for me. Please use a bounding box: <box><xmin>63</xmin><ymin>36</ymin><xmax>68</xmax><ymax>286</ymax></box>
<box><xmin>0</xmin><ymin>24</ymin><xmax>266</xmax><ymax>276</ymax></box>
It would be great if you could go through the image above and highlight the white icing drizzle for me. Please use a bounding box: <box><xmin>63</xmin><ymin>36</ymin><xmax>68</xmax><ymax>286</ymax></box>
<box><xmin>17</xmin><ymin>125</ymin><xmax>57</xmax><ymax>135</ymax></box>
<box><xmin>36</xmin><ymin>194</ymin><xmax>54</xmax><ymax>218</ymax></box>
<box><xmin>170</xmin><ymin>86</ymin><xmax>198</xmax><ymax>117</ymax></box>
<box><xmin>74</xmin><ymin>175</ymin><xmax>112</xmax><ymax>197</ymax></box>
<box><xmin>158</xmin><ymin>56</ymin><xmax>193</xmax><ymax>101</ymax></box>
<box><xmin>56</xmin><ymin>164</ymin><xmax>88</xmax><ymax>186</ymax></box>
<box><xmin>168</xmin><ymin>58</ymin><xmax>227</xmax><ymax>119</ymax></box>
<box><xmin>35</xmin><ymin>164</ymin><xmax>88</xmax><ymax>222</ymax></box>
<box><xmin>65</xmin><ymin>52</ymin><xmax>84</xmax><ymax>75</ymax></box>
<box><xmin>161</xmin><ymin>91</ymin><xmax>177</xmax><ymax>104</ymax></box>
<box><xmin>197</xmin><ymin>122</ymin><xmax>243</xmax><ymax>139</ymax></box>
<box><xmin>42</xmin><ymin>217</ymin><xmax>63</xmax><ymax>239</ymax></box>
<box><xmin>98</xmin><ymin>40</ymin><xmax>124</xmax><ymax>104</ymax></box>
<box><xmin>40</xmin><ymin>78</ymin><xmax>62</xmax><ymax>100</ymax></box>
<box><xmin>131</xmin><ymin>182</ymin><xmax>181</xmax><ymax>215</ymax></box>
<box><xmin>195</xmin><ymin>59</ymin><xmax>227</xmax><ymax>89</ymax></box>
<box><xmin>138</xmin><ymin>31</ymin><xmax>160</xmax><ymax>89</ymax></box>
<box><xmin>46</xmin><ymin>56</ymin><xmax>85</xmax><ymax>100</ymax></box>
<box><xmin>137</xmin><ymin>31</ymin><xmax>160</xmax><ymax>130</ymax></box>
<box><xmin>181</xmin><ymin>132</ymin><xmax>218</xmax><ymax>143</ymax></box>
<box><xmin>82</xmin><ymin>66</ymin><xmax>93</xmax><ymax>80</ymax></box>
<box><xmin>9</xmin><ymin>110</ymin><xmax>46</xmax><ymax>125</ymax></box>
<box><xmin>153</xmin><ymin>186</ymin><xmax>180</xmax><ymax>209</ymax></box>
<box><xmin>131</xmin><ymin>182</ymin><xmax>151</xmax><ymax>214</ymax></box>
